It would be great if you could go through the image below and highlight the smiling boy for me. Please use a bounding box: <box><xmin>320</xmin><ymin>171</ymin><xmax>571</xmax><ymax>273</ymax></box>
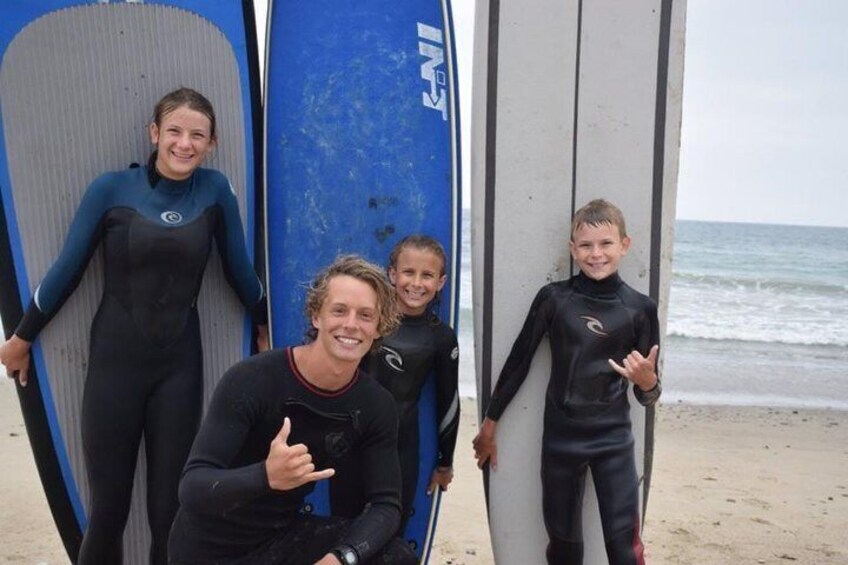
<box><xmin>473</xmin><ymin>199</ymin><xmax>661</xmax><ymax>565</ymax></box>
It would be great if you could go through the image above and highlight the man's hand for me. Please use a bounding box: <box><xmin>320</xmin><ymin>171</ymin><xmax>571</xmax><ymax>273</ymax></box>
<box><xmin>265</xmin><ymin>417</ymin><xmax>335</xmax><ymax>490</ymax></box>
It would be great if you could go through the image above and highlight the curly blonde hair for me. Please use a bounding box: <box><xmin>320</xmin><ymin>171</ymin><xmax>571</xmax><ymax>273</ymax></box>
<box><xmin>304</xmin><ymin>255</ymin><xmax>401</xmax><ymax>350</ymax></box>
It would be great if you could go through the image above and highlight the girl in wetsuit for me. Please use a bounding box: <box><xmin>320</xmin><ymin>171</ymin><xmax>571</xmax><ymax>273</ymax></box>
<box><xmin>0</xmin><ymin>88</ymin><xmax>268</xmax><ymax>565</ymax></box>
<box><xmin>364</xmin><ymin>235</ymin><xmax>460</xmax><ymax>536</ymax></box>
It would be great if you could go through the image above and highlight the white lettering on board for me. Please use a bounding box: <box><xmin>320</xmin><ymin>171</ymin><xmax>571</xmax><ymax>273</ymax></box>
<box><xmin>417</xmin><ymin>23</ymin><xmax>448</xmax><ymax>121</ymax></box>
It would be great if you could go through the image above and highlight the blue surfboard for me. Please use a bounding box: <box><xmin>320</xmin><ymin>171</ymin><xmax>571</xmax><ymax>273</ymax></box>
<box><xmin>263</xmin><ymin>0</ymin><xmax>461</xmax><ymax>560</ymax></box>
<box><xmin>0</xmin><ymin>1</ymin><xmax>261</xmax><ymax>561</ymax></box>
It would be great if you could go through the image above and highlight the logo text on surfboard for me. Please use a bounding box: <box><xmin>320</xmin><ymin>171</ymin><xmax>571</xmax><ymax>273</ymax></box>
<box><xmin>418</xmin><ymin>23</ymin><xmax>447</xmax><ymax>121</ymax></box>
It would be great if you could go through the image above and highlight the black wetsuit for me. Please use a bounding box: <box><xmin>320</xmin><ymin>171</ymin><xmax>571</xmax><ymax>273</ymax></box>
<box><xmin>168</xmin><ymin>347</ymin><xmax>417</xmax><ymax>565</ymax></box>
<box><xmin>364</xmin><ymin>313</ymin><xmax>459</xmax><ymax>533</ymax></box>
<box><xmin>14</xmin><ymin>166</ymin><xmax>266</xmax><ymax>565</ymax></box>
<box><xmin>485</xmin><ymin>272</ymin><xmax>661</xmax><ymax>565</ymax></box>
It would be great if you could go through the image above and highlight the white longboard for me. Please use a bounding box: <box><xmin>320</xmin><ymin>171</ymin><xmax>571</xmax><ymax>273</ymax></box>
<box><xmin>471</xmin><ymin>0</ymin><xmax>686</xmax><ymax>562</ymax></box>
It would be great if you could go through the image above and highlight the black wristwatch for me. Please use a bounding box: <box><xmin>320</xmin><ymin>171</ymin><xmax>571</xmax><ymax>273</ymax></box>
<box><xmin>331</xmin><ymin>545</ymin><xmax>358</xmax><ymax>565</ymax></box>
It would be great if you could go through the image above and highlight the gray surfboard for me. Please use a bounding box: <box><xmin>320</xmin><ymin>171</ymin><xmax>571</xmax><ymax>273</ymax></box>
<box><xmin>0</xmin><ymin>2</ymin><xmax>261</xmax><ymax>560</ymax></box>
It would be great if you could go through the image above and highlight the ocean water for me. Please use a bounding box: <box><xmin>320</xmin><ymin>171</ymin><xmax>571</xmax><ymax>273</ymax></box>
<box><xmin>456</xmin><ymin>217</ymin><xmax>848</xmax><ymax>410</ymax></box>
<box><xmin>3</xmin><ymin>217</ymin><xmax>843</xmax><ymax>410</ymax></box>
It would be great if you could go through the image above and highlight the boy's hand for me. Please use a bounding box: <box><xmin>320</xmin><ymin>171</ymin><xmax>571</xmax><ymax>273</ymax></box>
<box><xmin>609</xmin><ymin>344</ymin><xmax>659</xmax><ymax>391</ymax></box>
<box><xmin>472</xmin><ymin>418</ymin><xmax>498</xmax><ymax>470</ymax></box>
<box><xmin>427</xmin><ymin>466</ymin><xmax>454</xmax><ymax>494</ymax></box>
<box><xmin>266</xmin><ymin>417</ymin><xmax>335</xmax><ymax>490</ymax></box>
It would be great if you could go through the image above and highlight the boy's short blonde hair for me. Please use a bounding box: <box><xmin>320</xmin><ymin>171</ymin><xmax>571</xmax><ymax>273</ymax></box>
<box><xmin>571</xmin><ymin>199</ymin><xmax>628</xmax><ymax>240</ymax></box>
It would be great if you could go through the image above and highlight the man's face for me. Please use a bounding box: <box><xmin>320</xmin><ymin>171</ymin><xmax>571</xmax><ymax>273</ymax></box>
<box><xmin>311</xmin><ymin>275</ymin><xmax>381</xmax><ymax>364</ymax></box>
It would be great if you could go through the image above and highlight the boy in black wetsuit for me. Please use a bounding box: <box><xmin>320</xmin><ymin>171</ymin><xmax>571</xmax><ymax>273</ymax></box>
<box><xmin>168</xmin><ymin>256</ymin><xmax>416</xmax><ymax>565</ymax></box>
<box><xmin>363</xmin><ymin>235</ymin><xmax>460</xmax><ymax>537</ymax></box>
<box><xmin>473</xmin><ymin>199</ymin><xmax>661</xmax><ymax>565</ymax></box>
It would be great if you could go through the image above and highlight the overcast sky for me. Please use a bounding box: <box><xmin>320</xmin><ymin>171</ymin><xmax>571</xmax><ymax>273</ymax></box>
<box><xmin>676</xmin><ymin>0</ymin><xmax>847</xmax><ymax>227</ymax></box>
<box><xmin>256</xmin><ymin>1</ymin><xmax>846</xmax><ymax>228</ymax></box>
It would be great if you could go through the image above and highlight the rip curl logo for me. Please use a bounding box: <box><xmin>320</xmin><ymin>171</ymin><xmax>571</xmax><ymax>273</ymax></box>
<box><xmin>325</xmin><ymin>431</ymin><xmax>352</xmax><ymax>458</ymax></box>
<box><xmin>381</xmin><ymin>346</ymin><xmax>404</xmax><ymax>372</ymax></box>
<box><xmin>160</xmin><ymin>211</ymin><xmax>183</xmax><ymax>225</ymax></box>
<box><xmin>580</xmin><ymin>315</ymin><xmax>609</xmax><ymax>337</ymax></box>
<box><xmin>451</xmin><ymin>346</ymin><xmax>459</xmax><ymax>360</ymax></box>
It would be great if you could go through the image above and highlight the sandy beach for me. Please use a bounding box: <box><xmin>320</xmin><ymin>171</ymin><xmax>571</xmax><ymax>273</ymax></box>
<box><xmin>2</xmin><ymin>379</ymin><xmax>846</xmax><ymax>564</ymax></box>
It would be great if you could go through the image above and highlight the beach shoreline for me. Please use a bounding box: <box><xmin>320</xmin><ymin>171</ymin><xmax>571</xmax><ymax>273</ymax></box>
<box><xmin>2</xmin><ymin>380</ymin><xmax>846</xmax><ymax>564</ymax></box>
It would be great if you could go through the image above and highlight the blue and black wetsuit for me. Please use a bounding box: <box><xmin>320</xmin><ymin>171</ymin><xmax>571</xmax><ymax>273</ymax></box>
<box><xmin>363</xmin><ymin>313</ymin><xmax>459</xmax><ymax>534</ymax></box>
<box><xmin>485</xmin><ymin>272</ymin><xmax>661</xmax><ymax>565</ymax></box>
<box><xmin>168</xmin><ymin>347</ymin><xmax>416</xmax><ymax>565</ymax></box>
<box><xmin>14</xmin><ymin>165</ymin><xmax>266</xmax><ymax>565</ymax></box>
